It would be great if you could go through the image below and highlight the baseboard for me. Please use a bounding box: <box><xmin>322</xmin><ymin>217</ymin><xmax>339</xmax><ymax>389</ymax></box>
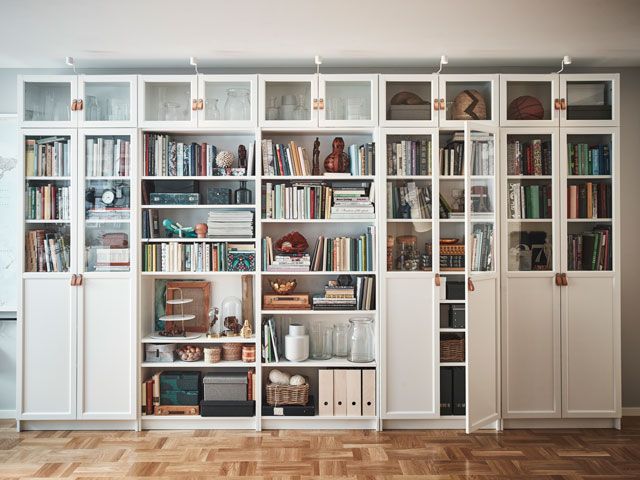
<box><xmin>622</xmin><ymin>407</ymin><xmax>640</xmax><ymax>416</ymax></box>
<box><xmin>503</xmin><ymin>418</ymin><xmax>619</xmax><ymax>429</ymax></box>
<box><xmin>0</xmin><ymin>410</ymin><xmax>16</xmax><ymax>419</ymax></box>
<box><xmin>19</xmin><ymin>420</ymin><xmax>137</xmax><ymax>431</ymax></box>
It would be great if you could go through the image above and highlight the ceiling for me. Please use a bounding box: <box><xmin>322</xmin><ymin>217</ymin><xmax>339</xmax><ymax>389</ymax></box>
<box><xmin>2</xmin><ymin>0</ymin><xmax>640</xmax><ymax>69</ymax></box>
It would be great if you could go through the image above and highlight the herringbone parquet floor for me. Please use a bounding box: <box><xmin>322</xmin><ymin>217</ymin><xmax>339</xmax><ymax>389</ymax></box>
<box><xmin>2</xmin><ymin>418</ymin><xmax>640</xmax><ymax>479</ymax></box>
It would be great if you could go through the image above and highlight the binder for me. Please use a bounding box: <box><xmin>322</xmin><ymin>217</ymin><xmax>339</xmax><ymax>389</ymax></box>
<box><xmin>346</xmin><ymin>369</ymin><xmax>362</xmax><ymax>416</ymax></box>
<box><xmin>440</xmin><ymin>276</ymin><xmax>447</xmax><ymax>300</ymax></box>
<box><xmin>333</xmin><ymin>369</ymin><xmax>347</xmax><ymax>416</ymax></box>
<box><xmin>318</xmin><ymin>369</ymin><xmax>334</xmax><ymax>416</ymax></box>
<box><xmin>362</xmin><ymin>369</ymin><xmax>376</xmax><ymax>416</ymax></box>
<box><xmin>452</xmin><ymin>367</ymin><xmax>466</xmax><ymax>416</ymax></box>
<box><xmin>440</xmin><ymin>367</ymin><xmax>453</xmax><ymax>415</ymax></box>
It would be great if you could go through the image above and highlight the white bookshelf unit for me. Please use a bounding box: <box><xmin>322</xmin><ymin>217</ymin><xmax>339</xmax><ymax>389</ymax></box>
<box><xmin>16</xmin><ymin>72</ymin><xmax>620</xmax><ymax>433</ymax></box>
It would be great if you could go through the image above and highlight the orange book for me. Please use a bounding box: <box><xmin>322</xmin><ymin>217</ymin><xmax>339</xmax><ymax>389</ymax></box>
<box><xmin>586</xmin><ymin>182</ymin><xmax>593</xmax><ymax>219</ymax></box>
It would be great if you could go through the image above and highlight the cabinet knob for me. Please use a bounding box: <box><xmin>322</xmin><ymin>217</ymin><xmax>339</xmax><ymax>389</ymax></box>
<box><xmin>560</xmin><ymin>98</ymin><xmax>567</xmax><ymax>110</ymax></box>
<box><xmin>555</xmin><ymin>273</ymin><xmax>563</xmax><ymax>286</ymax></box>
<box><xmin>433</xmin><ymin>99</ymin><xmax>439</xmax><ymax>111</ymax></box>
<box><xmin>70</xmin><ymin>274</ymin><xmax>77</xmax><ymax>286</ymax></box>
<box><xmin>561</xmin><ymin>273</ymin><xmax>568</xmax><ymax>286</ymax></box>
<box><xmin>434</xmin><ymin>273</ymin><xmax>441</xmax><ymax>287</ymax></box>
<box><xmin>318</xmin><ymin>98</ymin><xmax>325</xmax><ymax>110</ymax></box>
<box><xmin>77</xmin><ymin>99</ymin><xmax>83</xmax><ymax>111</ymax></box>
<box><xmin>192</xmin><ymin>99</ymin><xmax>199</xmax><ymax>111</ymax></box>
<box><xmin>554</xmin><ymin>98</ymin><xmax>561</xmax><ymax>111</ymax></box>
<box><xmin>71</xmin><ymin>99</ymin><xmax>78</xmax><ymax>111</ymax></box>
<box><xmin>467</xmin><ymin>278</ymin><xmax>475</xmax><ymax>292</ymax></box>
<box><xmin>312</xmin><ymin>98</ymin><xmax>319</xmax><ymax>110</ymax></box>
<box><xmin>439</xmin><ymin>99</ymin><xmax>446</xmax><ymax>111</ymax></box>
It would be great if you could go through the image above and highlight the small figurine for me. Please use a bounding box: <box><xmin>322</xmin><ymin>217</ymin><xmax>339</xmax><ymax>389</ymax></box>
<box><xmin>162</xmin><ymin>218</ymin><xmax>196</xmax><ymax>238</ymax></box>
<box><xmin>195</xmin><ymin>223</ymin><xmax>208</xmax><ymax>238</ymax></box>
<box><xmin>240</xmin><ymin>319</ymin><xmax>253</xmax><ymax>338</ymax></box>
<box><xmin>312</xmin><ymin>137</ymin><xmax>320</xmax><ymax>176</ymax></box>
<box><xmin>238</xmin><ymin>145</ymin><xmax>247</xmax><ymax>170</ymax></box>
<box><xmin>324</xmin><ymin>137</ymin><xmax>350</xmax><ymax>173</ymax></box>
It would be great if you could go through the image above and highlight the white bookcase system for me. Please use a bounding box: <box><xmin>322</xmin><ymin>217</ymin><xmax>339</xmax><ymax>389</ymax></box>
<box><xmin>16</xmin><ymin>72</ymin><xmax>620</xmax><ymax>432</ymax></box>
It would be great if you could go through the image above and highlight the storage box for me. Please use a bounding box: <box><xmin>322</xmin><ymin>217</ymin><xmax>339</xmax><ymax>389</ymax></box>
<box><xmin>160</xmin><ymin>389</ymin><xmax>200</xmax><ymax>406</ymax></box>
<box><xmin>203</xmin><ymin>373</ymin><xmax>248</xmax><ymax>401</ymax></box>
<box><xmin>160</xmin><ymin>371</ymin><xmax>201</xmax><ymax>392</ymax></box>
<box><xmin>145</xmin><ymin>344</ymin><xmax>176</xmax><ymax>363</ymax></box>
<box><xmin>206</xmin><ymin>187</ymin><xmax>232</xmax><ymax>205</ymax></box>
<box><xmin>150</xmin><ymin>192</ymin><xmax>200</xmax><ymax>205</ymax></box>
<box><xmin>450</xmin><ymin>304</ymin><xmax>466</xmax><ymax>328</ymax></box>
<box><xmin>389</xmin><ymin>104</ymin><xmax>430</xmax><ymax>121</ymax></box>
<box><xmin>262</xmin><ymin>396</ymin><xmax>315</xmax><ymax>416</ymax></box>
<box><xmin>200</xmin><ymin>400</ymin><xmax>255</xmax><ymax>417</ymax></box>
<box><xmin>446</xmin><ymin>281</ymin><xmax>465</xmax><ymax>300</ymax></box>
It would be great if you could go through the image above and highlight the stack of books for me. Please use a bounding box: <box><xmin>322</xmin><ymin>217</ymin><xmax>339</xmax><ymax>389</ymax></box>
<box><xmin>507</xmin><ymin>183</ymin><xmax>552</xmax><ymax>219</ymax></box>
<box><xmin>386</xmin><ymin>139</ymin><xmax>432</xmax><ymax>176</ymax></box>
<box><xmin>507</xmin><ymin>139</ymin><xmax>552</xmax><ymax>176</ymax></box>
<box><xmin>347</xmin><ymin>143</ymin><xmax>375</xmax><ymax>176</ymax></box>
<box><xmin>25</xmin><ymin>230</ymin><xmax>70</xmax><ymax>272</ymax></box>
<box><xmin>86</xmin><ymin>137</ymin><xmax>130</xmax><ymax>177</ymax></box>
<box><xmin>94</xmin><ymin>248</ymin><xmax>130</xmax><ymax>272</ymax></box>
<box><xmin>207</xmin><ymin>210</ymin><xmax>254</xmax><ymax>238</ymax></box>
<box><xmin>26</xmin><ymin>184</ymin><xmax>70</xmax><ymax>220</ymax></box>
<box><xmin>25</xmin><ymin>137</ymin><xmax>69</xmax><ymax>177</ymax></box>
<box><xmin>312</xmin><ymin>276</ymin><xmax>375</xmax><ymax>311</ymax></box>
<box><xmin>263</xmin><ymin>182</ymin><xmax>331</xmax><ymax>219</ymax></box>
<box><xmin>386</xmin><ymin>182</ymin><xmax>432</xmax><ymax>219</ymax></box>
<box><xmin>568</xmin><ymin>225</ymin><xmax>611</xmax><ymax>271</ymax></box>
<box><xmin>330</xmin><ymin>184</ymin><xmax>375</xmax><ymax>219</ymax></box>
<box><xmin>567</xmin><ymin>142</ymin><xmax>611</xmax><ymax>175</ymax></box>
<box><xmin>470</xmin><ymin>224</ymin><xmax>494</xmax><ymax>272</ymax></box>
<box><xmin>470</xmin><ymin>135</ymin><xmax>495</xmax><ymax>176</ymax></box>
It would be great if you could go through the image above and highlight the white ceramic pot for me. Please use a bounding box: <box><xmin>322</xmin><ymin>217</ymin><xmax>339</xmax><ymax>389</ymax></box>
<box><xmin>285</xmin><ymin>323</ymin><xmax>309</xmax><ymax>362</ymax></box>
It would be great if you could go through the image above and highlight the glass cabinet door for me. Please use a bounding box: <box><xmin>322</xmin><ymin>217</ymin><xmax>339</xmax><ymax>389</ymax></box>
<box><xmin>503</xmin><ymin>129</ymin><xmax>557</xmax><ymax>273</ymax></box>
<box><xmin>319</xmin><ymin>74</ymin><xmax>377</xmax><ymax>127</ymax></box>
<box><xmin>80</xmin><ymin>130</ymin><xmax>134</xmax><ymax>273</ymax></box>
<box><xmin>259</xmin><ymin>75</ymin><xmax>317</xmax><ymax>127</ymax></box>
<box><xmin>465</xmin><ymin>124</ymin><xmax>498</xmax><ymax>274</ymax></box>
<box><xmin>139</xmin><ymin>75</ymin><xmax>197</xmax><ymax>127</ymax></box>
<box><xmin>562</xmin><ymin>129</ymin><xmax>615</xmax><ymax>272</ymax></box>
<box><xmin>23</xmin><ymin>130</ymin><xmax>76</xmax><ymax>273</ymax></box>
<box><xmin>198</xmin><ymin>75</ymin><xmax>257</xmax><ymax>127</ymax></box>
<box><xmin>78</xmin><ymin>75</ymin><xmax>137</xmax><ymax>127</ymax></box>
<box><xmin>380</xmin><ymin>75</ymin><xmax>437</xmax><ymax>127</ymax></box>
<box><xmin>439</xmin><ymin>75</ymin><xmax>498</xmax><ymax>128</ymax></box>
<box><xmin>500</xmin><ymin>74</ymin><xmax>559</xmax><ymax>127</ymax></box>
<box><xmin>19</xmin><ymin>75</ymin><xmax>76</xmax><ymax>127</ymax></box>
<box><xmin>560</xmin><ymin>74</ymin><xmax>619</xmax><ymax>126</ymax></box>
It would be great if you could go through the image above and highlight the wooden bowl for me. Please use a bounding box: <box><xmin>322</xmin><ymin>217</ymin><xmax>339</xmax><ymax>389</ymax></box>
<box><xmin>440</xmin><ymin>238</ymin><xmax>460</xmax><ymax>245</ymax></box>
<box><xmin>269</xmin><ymin>278</ymin><xmax>297</xmax><ymax>295</ymax></box>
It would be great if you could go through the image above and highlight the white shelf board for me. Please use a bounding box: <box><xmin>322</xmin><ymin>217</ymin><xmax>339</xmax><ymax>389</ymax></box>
<box><xmin>142</xmin><ymin>176</ymin><xmax>256</xmax><ymax>181</ymax></box>
<box><xmin>507</xmin><ymin>218</ymin><xmax>552</xmax><ymax>223</ymax></box>
<box><xmin>263</xmin><ymin>358</ymin><xmax>376</xmax><ymax>368</ymax></box>
<box><xmin>141</xmin><ymin>271</ymin><xmax>255</xmax><ymax>277</ymax></box>
<box><xmin>439</xmin><ymin>176</ymin><xmax>465</xmax><ymax>180</ymax></box>
<box><xmin>387</xmin><ymin>219</ymin><xmax>432</xmax><ymax>223</ymax></box>
<box><xmin>440</xmin><ymin>328</ymin><xmax>467</xmax><ymax>332</ymax></box>
<box><xmin>85</xmin><ymin>218</ymin><xmax>130</xmax><ymax>223</ymax></box>
<box><xmin>386</xmin><ymin>175</ymin><xmax>432</xmax><ymax>180</ymax></box>
<box><xmin>141</xmin><ymin>237</ymin><xmax>256</xmax><ymax>243</ymax></box>
<box><xmin>439</xmin><ymin>300</ymin><xmax>466</xmax><ymax>304</ymax></box>
<box><xmin>262</xmin><ymin>270</ymin><xmax>376</xmax><ymax>276</ymax></box>
<box><xmin>440</xmin><ymin>362</ymin><xmax>467</xmax><ymax>367</ymax></box>
<box><xmin>25</xmin><ymin>219</ymin><xmax>70</xmax><ymax>224</ymax></box>
<box><xmin>567</xmin><ymin>218</ymin><xmax>612</xmax><ymax>222</ymax></box>
<box><xmin>141</xmin><ymin>335</ymin><xmax>255</xmax><ymax>344</ymax></box>
<box><xmin>261</xmin><ymin>175</ymin><xmax>375</xmax><ymax>181</ymax></box>
<box><xmin>142</xmin><ymin>360</ymin><xmax>255</xmax><ymax>368</ymax></box>
<box><xmin>567</xmin><ymin>175</ymin><xmax>612</xmax><ymax>180</ymax></box>
<box><xmin>262</xmin><ymin>218</ymin><xmax>374</xmax><ymax>223</ymax></box>
<box><xmin>26</xmin><ymin>176</ymin><xmax>71</xmax><ymax>181</ymax></box>
<box><xmin>261</xmin><ymin>309</ymin><xmax>375</xmax><ymax>315</ymax></box>
<box><xmin>507</xmin><ymin>175</ymin><xmax>553</xmax><ymax>180</ymax></box>
<box><xmin>142</xmin><ymin>204</ymin><xmax>255</xmax><ymax>209</ymax></box>
<box><xmin>85</xmin><ymin>176</ymin><xmax>131</xmax><ymax>180</ymax></box>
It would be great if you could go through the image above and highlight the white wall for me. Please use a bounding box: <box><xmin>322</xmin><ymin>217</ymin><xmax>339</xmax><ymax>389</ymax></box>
<box><xmin>1</xmin><ymin>65</ymin><xmax>639</xmax><ymax>410</ymax></box>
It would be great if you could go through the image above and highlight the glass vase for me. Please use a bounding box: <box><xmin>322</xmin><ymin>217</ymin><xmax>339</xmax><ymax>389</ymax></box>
<box><xmin>348</xmin><ymin>317</ymin><xmax>374</xmax><ymax>363</ymax></box>
<box><xmin>310</xmin><ymin>324</ymin><xmax>333</xmax><ymax>360</ymax></box>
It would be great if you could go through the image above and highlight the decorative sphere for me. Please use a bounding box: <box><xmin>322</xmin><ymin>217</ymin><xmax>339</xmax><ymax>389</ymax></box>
<box><xmin>215</xmin><ymin>150</ymin><xmax>235</xmax><ymax>168</ymax></box>
<box><xmin>268</xmin><ymin>369</ymin><xmax>291</xmax><ymax>385</ymax></box>
<box><xmin>289</xmin><ymin>374</ymin><xmax>306</xmax><ymax>386</ymax></box>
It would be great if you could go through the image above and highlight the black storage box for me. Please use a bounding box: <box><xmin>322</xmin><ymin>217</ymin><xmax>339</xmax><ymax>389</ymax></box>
<box><xmin>262</xmin><ymin>396</ymin><xmax>315</xmax><ymax>416</ymax></box>
<box><xmin>446</xmin><ymin>281</ymin><xmax>465</xmax><ymax>300</ymax></box>
<box><xmin>450</xmin><ymin>304</ymin><xmax>466</xmax><ymax>328</ymax></box>
<box><xmin>160</xmin><ymin>371</ymin><xmax>201</xmax><ymax>392</ymax></box>
<box><xmin>200</xmin><ymin>400</ymin><xmax>255</xmax><ymax>417</ymax></box>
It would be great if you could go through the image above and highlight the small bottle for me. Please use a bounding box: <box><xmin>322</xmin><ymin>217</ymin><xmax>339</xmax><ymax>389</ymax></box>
<box><xmin>234</xmin><ymin>181</ymin><xmax>252</xmax><ymax>205</ymax></box>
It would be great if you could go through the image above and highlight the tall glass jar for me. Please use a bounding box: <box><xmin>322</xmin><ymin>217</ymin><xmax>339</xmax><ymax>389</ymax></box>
<box><xmin>332</xmin><ymin>323</ymin><xmax>349</xmax><ymax>357</ymax></box>
<box><xmin>395</xmin><ymin>235</ymin><xmax>419</xmax><ymax>271</ymax></box>
<box><xmin>348</xmin><ymin>317</ymin><xmax>374</xmax><ymax>363</ymax></box>
<box><xmin>310</xmin><ymin>324</ymin><xmax>333</xmax><ymax>360</ymax></box>
<box><xmin>224</xmin><ymin>88</ymin><xmax>250</xmax><ymax>120</ymax></box>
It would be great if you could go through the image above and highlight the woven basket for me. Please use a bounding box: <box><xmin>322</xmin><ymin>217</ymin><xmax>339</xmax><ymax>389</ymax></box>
<box><xmin>265</xmin><ymin>382</ymin><xmax>310</xmax><ymax>406</ymax></box>
<box><xmin>222</xmin><ymin>343</ymin><xmax>242</xmax><ymax>361</ymax></box>
<box><xmin>440</xmin><ymin>334</ymin><xmax>465</xmax><ymax>362</ymax></box>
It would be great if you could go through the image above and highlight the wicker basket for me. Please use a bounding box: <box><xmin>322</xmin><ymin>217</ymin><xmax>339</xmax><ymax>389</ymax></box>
<box><xmin>440</xmin><ymin>334</ymin><xmax>465</xmax><ymax>362</ymax></box>
<box><xmin>222</xmin><ymin>343</ymin><xmax>242</xmax><ymax>361</ymax></box>
<box><xmin>265</xmin><ymin>382</ymin><xmax>310</xmax><ymax>406</ymax></box>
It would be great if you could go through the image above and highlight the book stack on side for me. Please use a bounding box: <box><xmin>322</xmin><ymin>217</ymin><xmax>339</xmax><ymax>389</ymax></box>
<box><xmin>507</xmin><ymin>183</ymin><xmax>553</xmax><ymax>219</ymax></box>
<box><xmin>207</xmin><ymin>210</ymin><xmax>254</xmax><ymax>238</ymax></box>
<box><xmin>567</xmin><ymin>142</ymin><xmax>611</xmax><ymax>176</ymax></box>
<box><xmin>25</xmin><ymin>230</ymin><xmax>70</xmax><ymax>272</ymax></box>
<box><xmin>470</xmin><ymin>224</ymin><xmax>494</xmax><ymax>272</ymax></box>
<box><xmin>506</xmin><ymin>139</ymin><xmax>552</xmax><ymax>176</ymax></box>
<box><xmin>95</xmin><ymin>248</ymin><xmax>130</xmax><ymax>272</ymax></box>
<box><xmin>567</xmin><ymin>182</ymin><xmax>612</xmax><ymax>219</ymax></box>
<box><xmin>26</xmin><ymin>184</ymin><xmax>70</xmax><ymax>220</ymax></box>
<box><xmin>568</xmin><ymin>225</ymin><xmax>612</xmax><ymax>271</ymax></box>
<box><xmin>386</xmin><ymin>139</ymin><xmax>432</xmax><ymax>176</ymax></box>
<box><xmin>86</xmin><ymin>137</ymin><xmax>130</xmax><ymax>177</ymax></box>
<box><xmin>25</xmin><ymin>137</ymin><xmax>69</xmax><ymax>177</ymax></box>
<box><xmin>312</xmin><ymin>276</ymin><xmax>375</xmax><ymax>311</ymax></box>
<box><xmin>387</xmin><ymin>181</ymin><xmax>432</xmax><ymax>219</ymax></box>
<box><xmin>330</xmin><ymin>183</ymin><xmax>375</xmax><ymax>219</ymax></box>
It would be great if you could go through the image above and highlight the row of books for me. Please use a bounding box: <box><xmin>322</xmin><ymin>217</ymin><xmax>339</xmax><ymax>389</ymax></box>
<box><xmin>386</xmin><ymin>182</ymin><xmax>432</xmax><ymax>219</ymax></box>
<box><xmin>347</xmin><ymin>143</ymin><xmax>375</xmax><ymax>176</ymax></box>
<box><xmin>386</xmin><ymin>139</ymin><xmax>432</xmax><ymax>176</ymax></box>
<box><xmin>143</xmin><ymin>133</ymin><xmax>254</xmax><ymax>177</ymax></box>
<box><xmin>25</xmin><ymin>184</ymin><xmax>70</xmax><ymax>220</ymax></box>
<box><xmin>142</xmin><ymin>241</ymin><xmax>255</xmax><ymax>272</ymax></box>
<box><xmin>469</xmin><ymin>136</ymin><xmax>495</xmax><ymax>176</ymax></box>
<box><xmin>25</xmin><ymin>137</ymin><xmax>69</xmax><ymax>177</ymax></box>
<box><xmin>567</xmin><ymin>143</ymin><xmax>611</xmax><ymax>176</ymax></box>
<box><xmin>261</xmin><ymin>139</ymin><xmax>312</xmax><ymax>176</ymax></box>
<box><xmin>25</xmin><ymin>230</ymin><xmax>70</xmax><ymax>272</ymax></box>
<box><xmin>440</xmin><ymin>366</ymin><xmax>466</xmax><ymax>416</ymax></box>
<box><xmin>207</xmin><ymin>210</ymin><xmax>254</xmax><ymax>237</ymax></box>
<box><xmin>312</xmin><ymin>276</ymin><xmax>375</xmax><ymax>311</ymax></box>
<box><xmin>470</xmin><ymin>224</ymin><xmax>494</xmax><ymax>272</ymax></box>
<box><xmin>568</xmin><ymin>183</ymin><xmax>612</xmax><ymax>219</ymax></box>
<box><xmin>506</xmin><ymin>139</ymin><xmax>552</xmax><ymax>176</ymax></box>
<box><xmin>262</xmin><ymin>182</ymin><xmax>375</xmax><ymax>220</ymax></box>
<box><xmin>507</xmin><ymin>183</ymin><xmax>553</xmax><ymax>219</ymax></box>
<box><xmin>568</xmin><ymin>226</ymin><xmax>611</xmax><ymax>271</ymax></box>
<box><xmin>439</xmin><ymin>139</ymin><xmax>464</xmax><ymax>176</ymax></box>
<box><xmin>262</xmin><ymin>317</ymin><xmax>281</xmax><ymax>363</ymax></box>
<box><xmin>85</xmin><ymin>137</ymin><xmax>131</xmax><ymax>177</ymax></box>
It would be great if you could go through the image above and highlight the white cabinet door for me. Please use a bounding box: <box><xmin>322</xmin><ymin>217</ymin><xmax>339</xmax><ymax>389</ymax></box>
<box><xmin>466</xmin><ymin>276</ymin><xmax>500</xmax><ymax>432</ymax></box>
<box><xmin>562</xmin><ymin>276</ymin><xmax>620</xmax><ymax>418</ymax></box>
<box><xmin>198</xmin><ymin>74</ymin><xmax>257</xmax><ymax>128</ymax></box>
<box><xmin>560</xmin><ymin>74</ymin><xmax>619</xmax><ymax>127</ymax></box>
<box><xmin>383</xmin><ymin>275</ymin><xmax>437</xmax><ymax>418</ymax></box>
<box><xmin>319</xmin><ymin>74</ymin><xmax>378</xmax><ymax>128</ymax></box>
<box><xmin>77</xmin><ymin>276</ymin><xmax>135</xmax><ymax>419</ymax></box>
<box><xmin>259</xmin><ymin>74</ymin><xmax>318</xmax><ymax>128</ymax></box>
<box><xmin>138</xmin><ymin>75</ymin><xmax>198</xmax><ymax>128</ymax></box>
<box><xmin>19</xmin><ymin>277</ymin><xmax>76</xmax><ymax>420</ymax></box>
<box><xmin>438</xmin><ymin>75</ymin><xmax>499</xmax><ymax>128</ymax></box>
<box><xmin>499</xmin><ymin>74</ymin><xmax>560</xmax><ymax>127</ymax></box>
<box><xmin>18</xmin><ymin>75</ymin><xmax>77</xmax><ymax>128</ymax></box>
<box><xmin>78</xmin><ymin>75</ymin><xmax>137</xmax><ymax>128</ymax></box>
<box><xmin>501</xmin><ymin>276</ymin><xmax>561</xmax><ymax>418</ymax></box>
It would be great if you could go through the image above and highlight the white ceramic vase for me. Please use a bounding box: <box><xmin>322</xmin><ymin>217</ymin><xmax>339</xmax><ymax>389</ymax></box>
<box><xmin>285</xmin><ymin>323</ymin><xmax>309</xmax><ymax>362</ymax></box>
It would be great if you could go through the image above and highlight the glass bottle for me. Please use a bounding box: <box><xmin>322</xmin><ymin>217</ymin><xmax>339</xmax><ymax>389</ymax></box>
<box><xmin>206</xmin><ymin>98</ymin><xmax>221</xmax><ymax>120</ymax></box>
<box><xmin>332</xmin><ymin>323</ymin><xmax>349</xmax><ymax>357</ymax></box>
<box><xmin>310</xmin><ymin>324</ymin><xmax>333</xmax><ymax>360</ymax></box>
<box><xmin>234</xmin><ymin>181</ymin><xmax>252</xmax><ymax>205</ymax></box>
<box><xmin>224</xmin><ymin>88</ymin><xmax>250</xmax><ymax>120</ymax></box>
<box><xmin>293</xmin><ymin>94</ymin><xmax>308</xmax><ymax>121</ymax></box>
<box><xmin>266</xmin><ymin>96</ymin><xmax>279</xmax><ymax>120</ymax></box>
<box><xmin>348</xmin><ymin>317</ymin><xmax>374</xmax><ymax>363</ymax></box>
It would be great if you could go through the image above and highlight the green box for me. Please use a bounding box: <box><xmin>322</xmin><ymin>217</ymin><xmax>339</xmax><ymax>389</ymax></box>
<box><xmin>160</xmin><ymin>371</ymin><xmax>200</xmax><ymax>393</ymax></box>
<box><xmin>160</xmin><ymin>390</ymin><xmax>200</xmax><ymax>406</ymax></box>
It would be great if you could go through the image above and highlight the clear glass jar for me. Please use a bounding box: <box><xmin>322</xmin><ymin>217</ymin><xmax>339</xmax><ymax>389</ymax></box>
<box><xmin>224</xmin><ymin>88</ymin><xmax>250</xmax><ymax>120</ymax></box>
<box><xmin>310</xmin><ymin>324</ymin><xmax>333</xmax><ymax>360</ymax></box>
<box><xmin>332</xmin><ymin>323</ymin><xmax>349</xmax><ymax>357</ymax></box>
<box><xmin>206</xmin><ymin>97</ymin><xmax>221</xmax><ymax>120</ymax></box>
<box><xmin>348</xmin><ymin>317</ymin><xmax>374</xmax><ymax>363</ymax></box>
<box><xmin>395</xmin><ymin>235</ymin><xmax>419</xmax><ymax>271</ymax></box>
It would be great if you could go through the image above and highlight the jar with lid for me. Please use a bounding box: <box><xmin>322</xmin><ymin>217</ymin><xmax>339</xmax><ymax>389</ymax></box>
<box><xmin>347</xmin><ymin>317</ymin><xmax>374</xmax><ymax>363</ymax></box>
<box><xmin>224</xmin><ymin>88</ymin><xmax>250</xmax><ymax>120</ymax></box>
<box><xmin>395</xmin><ymin>235</ymin><xmax>419</xmax><ymax>271</ymax></box>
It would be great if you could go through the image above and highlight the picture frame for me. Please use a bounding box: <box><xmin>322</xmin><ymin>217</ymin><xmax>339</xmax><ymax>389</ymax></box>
<box><xmin>166</xmin><ymin>280</ymin><xmax>211</xmax><ymax>333</ymax></box>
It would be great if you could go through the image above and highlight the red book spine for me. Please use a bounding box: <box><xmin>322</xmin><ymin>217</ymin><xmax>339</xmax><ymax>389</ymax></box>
<box><xmin>200</xmin><ymin>142</ymin><xmax>207</xmax><ymax>176</ymax></box>
<box><xmin>145</xmin><ymin>379</ymin><xmax>154</xmax><ymax>416</ymax></box>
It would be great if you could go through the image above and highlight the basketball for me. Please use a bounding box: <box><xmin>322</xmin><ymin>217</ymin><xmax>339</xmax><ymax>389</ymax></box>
<box><xmin>508</xmin><ymin>95</ymin><xmax>544</xmax><ymax>120</ymax></box>
<box><xmin>452</xmin><ymin>89</ymin><xmax>487</xmax><ymax>120</ymax></box>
